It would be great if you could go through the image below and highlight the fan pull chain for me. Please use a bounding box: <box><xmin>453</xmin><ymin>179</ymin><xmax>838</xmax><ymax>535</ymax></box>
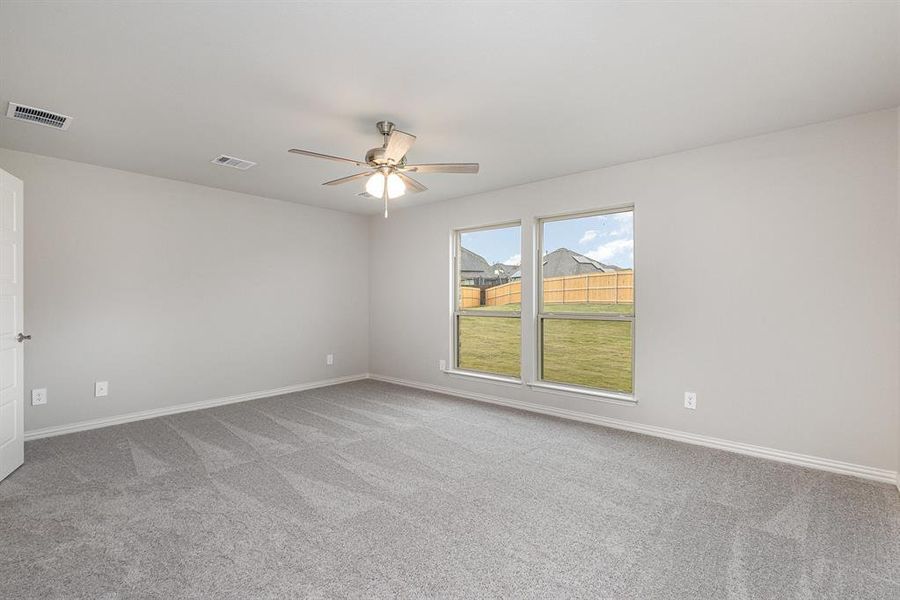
<box><xmin>384</xmin><ymin>194</ymin><xmax>388</xmax><ymax>218</ymax></box>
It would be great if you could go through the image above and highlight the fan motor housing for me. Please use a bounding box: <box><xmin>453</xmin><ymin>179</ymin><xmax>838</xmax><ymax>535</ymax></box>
<box><xmin>366</xmin><ymin>146</ymin><xmax>406</xmax><ymax>167</ymax></box>
<box><xmin>365</xmin><ymin>147</ymin><xmax>386</xmax><ymax>165</ymax></box>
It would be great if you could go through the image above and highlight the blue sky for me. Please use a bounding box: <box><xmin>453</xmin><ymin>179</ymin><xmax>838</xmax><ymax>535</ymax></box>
<box><xmin>460</xmin><ymin>211</ymin><xmax>633</xmax><ymax>269</ymax></box>
<box><xmin>461</xmin><ymin>226</ymin><xmax>522</xmax><ymax>266</ymax></box>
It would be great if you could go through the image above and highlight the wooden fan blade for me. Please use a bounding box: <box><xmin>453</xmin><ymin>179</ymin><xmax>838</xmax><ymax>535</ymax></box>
<box><xmin>322</xmin><ymin>172</ymin><xmax>373</xmax><ymax>186</ymax></box>
<box><xmin>289</xmin><ymin>149</ymin><xmax>368</xmax><ymax>167</ymax></box>
<box><xmin>383</xmin><ymin>130</ymin><xmax>416</xmax><ymax>163</ymax></box>
<box><xmin>395</xmin><ymin>172</ymin><xmax>427</xmax><ymax>193</ymax></box>
<box><xmin>403</xmin><ymin>163</ymin><xmax>479</xmax><ymax>174</ymax></box>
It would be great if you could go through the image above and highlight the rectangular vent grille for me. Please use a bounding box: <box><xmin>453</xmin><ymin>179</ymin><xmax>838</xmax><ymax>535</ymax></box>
<box><xmin>6</xmin><ymin>102</ymin><xmax>72</xmax><ymax>130</ymax></box>
<box><xmin>211</xmin><ymin>155</ymin><xmax>256</xmax><ymax>170</ymax></box>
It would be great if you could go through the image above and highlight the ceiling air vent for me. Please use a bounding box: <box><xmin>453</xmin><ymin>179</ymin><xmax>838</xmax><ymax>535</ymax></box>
<box><xmin>211</xmin><ymin>155</ymin><xmax>256</xmax><ymax>170</ymax></box>
<box><xmin>6</xmin><ymin>102</ymin><xmax>72</xmax><ymax>130</ymax></box>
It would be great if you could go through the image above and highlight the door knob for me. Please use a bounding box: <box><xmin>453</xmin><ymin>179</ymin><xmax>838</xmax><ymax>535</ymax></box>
<box><xmin>16</xmin><ymin>333</ymin><xmax>31</xmax><ymax>343</ymax></box>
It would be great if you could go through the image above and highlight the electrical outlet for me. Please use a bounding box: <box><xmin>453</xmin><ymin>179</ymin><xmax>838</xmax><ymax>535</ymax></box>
<box><xmin>684</xmin><ymin>391</ymin><xmax>697</xmax><ymax>410</ymax></box>
<box><xmin>95</xmin><ymin>381</ymin><xmax>109</xmax><ymax>397</ymax></box>
<box><xmin>326</xmin><ymin>354</ymin><xmax>334</xmax><ymax>366</ymax></box>
<box><xmin>31</xmin><ymin>388</ymin><xmax>47</xmax><ymax>406</ymax></box>
<box><xmin>439</xmin><ymin>359</ymin><xmax>446</xmax><ymax>371</ymax></box>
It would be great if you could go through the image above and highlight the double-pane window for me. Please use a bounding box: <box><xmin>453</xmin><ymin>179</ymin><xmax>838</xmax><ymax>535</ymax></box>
<box><xmin>538</xmin><ymin>209</ymin><xmax>634</xmax><ymax>394</ymax></box>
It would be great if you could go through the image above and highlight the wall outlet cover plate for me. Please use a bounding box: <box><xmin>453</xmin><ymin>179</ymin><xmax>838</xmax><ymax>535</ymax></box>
<box><xmin>31</xmin><ymin>388</ymin><xmax>47</xmax><ymax>406</ymax></box>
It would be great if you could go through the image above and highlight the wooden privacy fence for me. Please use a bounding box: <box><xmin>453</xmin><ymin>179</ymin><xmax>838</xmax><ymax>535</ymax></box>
<box><xmin>544</xmin><ymin>270</ymin><xmax>634</xmax><ymax>304</ymax></box>
<box><xmin>461</xmin><ymin>270</ymin><xmax>634</xmax><ymax>308</ymax></box>
<box><xmin>485</xmin><ymin>281</ymin><xmax>522</xmax><ymax>306</ymax></box>
<box><xmin>460</xmin><ymin>286</ymin><xmax>482</xmax><ymax>308</ymax></box>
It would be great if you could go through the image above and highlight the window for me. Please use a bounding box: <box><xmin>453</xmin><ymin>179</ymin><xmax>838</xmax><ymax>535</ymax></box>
<box><xmin>453</xmin><ymin>223</ymin><xmax>522</xmax><ymax>379</ymax></box>
<box><xmin>537</xmin><ymin>208</ymin><xmax>634</xmax><ymax>395</ymax></box>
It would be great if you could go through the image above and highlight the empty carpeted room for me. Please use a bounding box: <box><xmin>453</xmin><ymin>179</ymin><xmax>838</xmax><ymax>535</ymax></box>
<box><xmin>0</xmin><ymin>1</ymin><xmax>899</xmax><ymax>598</ymax></box>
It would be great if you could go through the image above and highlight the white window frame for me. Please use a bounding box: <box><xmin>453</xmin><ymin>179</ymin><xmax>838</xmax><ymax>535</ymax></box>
<box><xmin>449</xmin><ymin>221</ymin><xmax>523</xmax><ymax>383</ymax></box>
<box><xmin>532</xmin><ymin>206</ymin><xmax>636</xmax><ymax>401</ymax></box>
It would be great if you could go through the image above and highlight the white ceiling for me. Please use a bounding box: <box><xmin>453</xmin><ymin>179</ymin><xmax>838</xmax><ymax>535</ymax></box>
<box><xmin>1</xmin><ymin>1</ymin><xmax>898</xmax><ymax>215</ymax></box>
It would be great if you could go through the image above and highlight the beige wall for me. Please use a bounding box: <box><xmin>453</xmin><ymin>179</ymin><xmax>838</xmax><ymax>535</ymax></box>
<box><xmin>0</xmin><ymin>149</ymin><xmax>370</xmax><ymax>432</ymax></box>
<box><xmin>369</xmin><ymin>109</ymin><xmax>900</xmax><ymax>473</ymax></box>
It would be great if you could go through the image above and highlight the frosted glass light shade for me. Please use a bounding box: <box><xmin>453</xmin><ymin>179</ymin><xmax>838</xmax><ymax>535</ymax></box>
<box><xmin>366</xmin><ymin>172</ymin><xmax>405</xmax><ymax>199</ymax></box>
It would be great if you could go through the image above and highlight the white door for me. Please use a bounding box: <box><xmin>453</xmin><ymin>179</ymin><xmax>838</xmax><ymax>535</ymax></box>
<box><xmin>0</xmin><ymin>168</ymin><xmax>24</xmax><ymax>482</ymax></box>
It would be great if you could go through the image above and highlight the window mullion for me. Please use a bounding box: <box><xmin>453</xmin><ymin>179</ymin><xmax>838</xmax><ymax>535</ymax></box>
<box><xmin>539</xmin><ymin>312</ymin><xmax>633</xmax><ymax>321</ymax></box>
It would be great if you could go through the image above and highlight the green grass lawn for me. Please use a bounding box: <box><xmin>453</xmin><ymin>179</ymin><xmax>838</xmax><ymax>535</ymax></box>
<box><xmin>541</xmin><ymin>319</ymin><xmax>632</xmax><ymax>393</ymax></box>
<box><xmin>458</xmin><ymin>316</ymin><xmax>521</xmax><ymax>378</ymax></box>
<box><xmin>458</xmin><ymin>303</ymin><xmax>633</xmax><ymax>392</ymax></box>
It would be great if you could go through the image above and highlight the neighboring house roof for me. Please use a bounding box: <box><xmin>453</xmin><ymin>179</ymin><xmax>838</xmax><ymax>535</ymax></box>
<box><xmin>460</xmin><ymin>247</ymin><xmax>492</xmax><ymax>275</ymax></box>
<box><xmin>489</xmin><ymin>263</ymin><xmax>519</xmax><ymax>279</ymax></box>
<box><xmin>462</xmin><ymin>246</ymin><xmax>622</xmax><ymax>281</ymax></box>
<box><xmin>541</xmin><ymin>248</ymin><xmax>620</xmax><ymax>278</ymax></box>
<box><xmin>460</xmin><ymin>247</ymin><xmax>521</xmax><ymax>281</ymax></box>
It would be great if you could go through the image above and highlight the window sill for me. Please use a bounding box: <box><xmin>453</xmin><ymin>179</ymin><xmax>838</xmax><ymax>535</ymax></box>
<box><xmin>527</xmin><ymin>381</ymin><xmax>636</xmax><ymax>406</ymax></box>
<box><xmin>442</xmin><ymin>369</ymin><xmax>523</xmax><ymax>386</ymax></box>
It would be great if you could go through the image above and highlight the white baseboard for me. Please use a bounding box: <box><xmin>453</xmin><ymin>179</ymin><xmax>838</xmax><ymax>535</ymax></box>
<box><xmin>369</xmin><ymin>373</ymin><xmax>899</xmax><ymax>486</ymax></box>
<box><xmin>24</xmin><ymin>373</ymin><xmax>369</xmax><ymax>441</ymax></box>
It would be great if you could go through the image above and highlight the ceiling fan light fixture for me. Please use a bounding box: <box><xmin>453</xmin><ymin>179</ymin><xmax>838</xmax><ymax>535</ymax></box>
<box><xmin>288</xmin><ymin>121</ymin><xmax>479</xmax><ymax>217</ymax></box>
<box><xmin>365</xmin><ymin>171</ymin><xmax>406</xmax><ymax>199</ymax></box>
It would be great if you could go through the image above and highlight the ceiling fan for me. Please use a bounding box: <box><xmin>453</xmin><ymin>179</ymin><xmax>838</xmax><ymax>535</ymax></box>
<box><xmin>288</xmin><ymin>121</ymin><xmax>479</xmax><ymax>217</ymax></box>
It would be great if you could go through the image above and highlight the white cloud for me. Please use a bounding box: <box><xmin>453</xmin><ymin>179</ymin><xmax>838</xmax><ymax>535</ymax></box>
<box><xmin>586</xmin><ymin>239</ymin><xmax>634</xmax><ymax>264</ymax></box>
<box><xmin>582</xmin><ymin>224</ymin><xmax>629</xmax><ymax>245</ymax></box>
<box><xmin>579</xmin><ymin>230</ymin><xmax>598</xmax><ymax>244</ymax></box>
<box><xmin>503</xmin><ymin>254</ymin><xmax>521</xmax><ymax>266</ymax></box>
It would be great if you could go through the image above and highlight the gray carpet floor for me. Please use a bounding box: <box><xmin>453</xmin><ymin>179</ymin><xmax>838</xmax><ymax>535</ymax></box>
<box><xmin>0</xmin><ymin>380</ymin><xmax>898</xmax><ymax>599</ymax></box>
